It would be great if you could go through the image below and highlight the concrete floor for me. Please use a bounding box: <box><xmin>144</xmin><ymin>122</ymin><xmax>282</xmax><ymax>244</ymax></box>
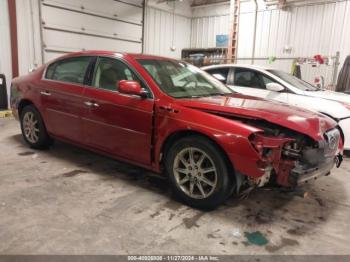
<box><xmin>1</xmin><ymin>117</ymin><xmax>350</xmax><ymax>255</ymax></box>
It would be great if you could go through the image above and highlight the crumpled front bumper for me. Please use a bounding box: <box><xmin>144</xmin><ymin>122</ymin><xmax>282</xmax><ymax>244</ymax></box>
<box><xmin>288</xmin><ymin>154</ymin><xmax>343</xmax><ymax>186</ymax></box>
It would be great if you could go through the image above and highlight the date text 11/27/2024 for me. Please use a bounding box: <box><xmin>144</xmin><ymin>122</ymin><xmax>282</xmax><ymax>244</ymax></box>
<box><xmin>127</xmin><ymin>256</ymin><xmax>220</xmax><ymax>261</ymax></box>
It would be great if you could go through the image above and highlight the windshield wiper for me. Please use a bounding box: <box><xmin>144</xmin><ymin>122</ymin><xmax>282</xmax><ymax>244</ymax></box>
<box><xmin>202</xmin><ymin>93</ymin><xmax>232</xmax><ymax>97</ymax></box>
<box><xmin>177</xmin><ymin>95</ymin><xmax>203</xmax><ymax>98</ymax></box>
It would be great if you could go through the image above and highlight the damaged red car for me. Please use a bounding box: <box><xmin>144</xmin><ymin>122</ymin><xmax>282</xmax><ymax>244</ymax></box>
<box><xmin>11</xmin><ymin>51</ymin><xmax>344</xmax><ymax>209</ymax></box>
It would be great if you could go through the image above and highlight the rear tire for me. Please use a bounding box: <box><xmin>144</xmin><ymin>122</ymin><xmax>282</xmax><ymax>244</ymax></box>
<box><xmin>165</xmin><ymin>136</ymin><xmax>234</xmax><ymax>210</ymax></box>
<box><xmin>20</xmin><ymin>105</ymin><xmax>52</xmax><ymax>149</ymax></box>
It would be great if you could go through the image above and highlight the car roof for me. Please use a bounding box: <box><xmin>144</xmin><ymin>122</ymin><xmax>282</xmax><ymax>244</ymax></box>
<box><xmin>202</xmin><ymin>63</ymin><xmax>274</xmax><ymax>71</ymax></box>
<box><xmin>55</xmin><ymin>50</ymin><xmax>177</xmax><ymax>61</ymax></box>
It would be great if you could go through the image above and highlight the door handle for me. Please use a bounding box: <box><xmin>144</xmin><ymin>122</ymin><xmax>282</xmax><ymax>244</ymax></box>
<box><xmin>40</xmin><ymin>91</ymin><xmax>51</xmax><ymax>96</ymax></box>
<box><xmin>84</xmin><ymin>101</ymin><xmax>99</xmax><ymax>107</ymax></box>
<box><xmin>159</xmin><ymin>106</ymin><xmax>172</xmax><ymax>112</ymax></box>
<box><xmin>159</xmin><ymin>105</ymin><xmax>179</xmax><ymax>113</ymax></box>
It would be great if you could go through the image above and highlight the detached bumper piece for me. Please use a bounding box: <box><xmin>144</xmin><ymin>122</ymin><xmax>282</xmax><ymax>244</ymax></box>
<box><xmin>289</xmin><ymin>158</ymin><xmax>337</xmax><ymax>186</ymax></box>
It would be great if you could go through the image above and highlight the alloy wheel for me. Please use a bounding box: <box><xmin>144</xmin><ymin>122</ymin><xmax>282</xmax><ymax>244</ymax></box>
<box><xmin>23</xmin><ymin>111</ymin><xmax>40</xmax><ymax>144</ymax></box>
<box><xmin>173</xmin><ymin>147</ymin><xmax>218</xmax><ymax>199</ymax></box>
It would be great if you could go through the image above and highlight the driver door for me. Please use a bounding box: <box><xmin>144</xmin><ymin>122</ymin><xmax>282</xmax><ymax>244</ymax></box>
<box><xmin>82</xmin><ymin>57</ymin><xmax>154</xmax><ymax>165</ymax></box>
<box><xmin>229</xmin><ymin>68</ymin><xmax>289</xmax><ymax>104</ymax></box>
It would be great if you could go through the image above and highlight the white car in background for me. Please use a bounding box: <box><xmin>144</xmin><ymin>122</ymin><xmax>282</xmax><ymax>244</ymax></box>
<box><xmin>202</xmin><ymin>64</ymin><xmax>350</xmax><ymax>151</ymax></box>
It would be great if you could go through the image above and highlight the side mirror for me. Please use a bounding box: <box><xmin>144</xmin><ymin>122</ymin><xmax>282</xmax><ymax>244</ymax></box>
<box><xmin>118</xmin><ymin>80</ymin><xmax>148</xmax><ymax>98</ymax></box>
<box><xmin>266</xmin><ymin>82</ymin><xmax>285</xmax><ymax>92</ymax></box>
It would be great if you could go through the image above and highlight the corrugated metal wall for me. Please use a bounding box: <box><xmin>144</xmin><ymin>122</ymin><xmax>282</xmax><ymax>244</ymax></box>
<box><xmin>191</xmin><ymin>15</ymin><xmax>230</xmax><ymax>48</ymax></box>
<box><xmin>191</xmin><ymin>2</ymin><xmax>229</xmax><ymax>48</ymax></box>
<box><xmin>0</xmin><ymin>0</ymin><xmax>12</xmax><ymax>105</ymax></box>
<box><xmin>11</xmin><ymin>0</ymin><xmax>350</xmax><ymax>85</ymax></box>
<box><xmin>191</xmin><ymin>0</ymin><xmax>350</xmax><ymax>85</ymax></box>
<box><xmin>191</xmin><ymin>3</ymin><xmax>230</xmax><ymax>48</ymax></box>
<box><xmin>144</xmin><ymin>6</ymin><xmax>191</xmax><ymax>58</ymax></box>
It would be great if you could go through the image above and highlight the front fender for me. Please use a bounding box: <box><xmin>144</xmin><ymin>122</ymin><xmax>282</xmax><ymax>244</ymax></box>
<box><xmin>153</xmin><ymin>104</ymin><xmax>265</xmax><ymax>177</ymax></box>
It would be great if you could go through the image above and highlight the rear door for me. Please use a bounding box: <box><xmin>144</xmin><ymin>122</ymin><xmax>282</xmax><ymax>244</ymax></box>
<box><xmin>39</xmin><ymin>56</ymin><xmax>93</xmax><ymax>142</ymax></box>
<box><xmin>229</xmin><ymin>67</ymin><xmax>289</xmax><ymax>103</ymax></box>
<box><xmin>82</xmin><ymin>56</ymin><xmax>154</xmax><ymax>165</ymax></box>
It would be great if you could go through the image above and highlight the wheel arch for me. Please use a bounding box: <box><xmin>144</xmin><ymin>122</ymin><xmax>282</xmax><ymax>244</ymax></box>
<box><xmin>159</xmin><ymin>130</ymin><xmax>237</xmax><ymax>187</ymax></box>
<box><xmin>338</xmin><ymin>125</ymin><xmax>345</xmax><ymax>148</ymax></box>
<box><xmin>18</xmin><ymin>99</ymin><xmax>35</xmax><ymax>117</ymax></box>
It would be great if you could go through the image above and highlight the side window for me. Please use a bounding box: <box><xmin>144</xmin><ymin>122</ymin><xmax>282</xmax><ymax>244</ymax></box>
<box><xmin>206</xmin><ymin>68</ymin><xmax>229</xmax><ymax>84</ymax></box>
<box><xmin>47</xmin><ymin>57</ymin><xmax>91</xmax><ymax>84</ymax></box>
<box><xmin>92</xmin><ymin>57</ymin><xmax>146</xmax><ymax>92</ymax></box>
<box><xmin>45</xmin><ymin>63</ymin><xmax>56</xmax><ymax>79</ymax></box>
<box><xmin>262</xmin><ymin>75</ymin><xmax>276</xmax><ymax>86</ymax></box>
<box><xmin>234</xmin><ymin>69</ymin><xmax>265</xmax><ymax>89</ymax></box>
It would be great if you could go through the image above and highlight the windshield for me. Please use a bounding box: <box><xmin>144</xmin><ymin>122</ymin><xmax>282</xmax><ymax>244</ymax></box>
<box><xmin>268</xmin><ymin>70</ymin><xmax>319</xmax><ymax>91</ymax></box>
<box><xmin>137</xmin><ymin>59</ymin><xmax>233</xmax><ymax>98</ymax></box>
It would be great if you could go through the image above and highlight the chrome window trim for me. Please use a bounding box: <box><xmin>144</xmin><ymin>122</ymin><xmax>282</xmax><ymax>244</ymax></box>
<box><xmin>41</xmin><ymin>54</ymin><xmax>155</xmax><ymax>100</ymax></box>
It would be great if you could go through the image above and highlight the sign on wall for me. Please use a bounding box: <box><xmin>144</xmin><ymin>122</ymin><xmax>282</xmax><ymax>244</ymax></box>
<box><xmin>216</xmin><ymin>35</ymin><xmax>228</xmax><ymax>48</ymax></box>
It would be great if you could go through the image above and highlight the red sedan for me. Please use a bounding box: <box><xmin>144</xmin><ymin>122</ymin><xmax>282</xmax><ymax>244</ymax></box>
<box><xmin>10</xmin><ymin>51</ymin><xmax>343</xmax><ymax>209</ymax></box>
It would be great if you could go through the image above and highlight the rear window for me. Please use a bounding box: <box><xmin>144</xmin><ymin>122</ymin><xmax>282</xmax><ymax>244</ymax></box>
<box><xmin>45</xmin><ymin>56</ymin><xmax>92</xmax><ymax>85</ymax></box>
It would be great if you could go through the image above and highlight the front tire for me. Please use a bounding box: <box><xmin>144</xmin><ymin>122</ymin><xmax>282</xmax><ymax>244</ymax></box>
<box><xmin>165</xmin><ymin>136</ymin><xmax>234</xmax><ymax>210</ymax></box>
<box><xmin>20</xmin><ymin>105</ymin><xmax>52</xmax><ymax>149</ymax></box>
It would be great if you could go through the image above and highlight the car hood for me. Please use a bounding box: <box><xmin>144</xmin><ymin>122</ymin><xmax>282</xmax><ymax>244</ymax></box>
<box><xmin>177</xmin><ymin>94</ymin><xmax>337</xmax><ymax>141</ymax></box>
<box><xmin>305</xmin><ymin>90</ymin><xmax>350</xmax><ymax>104</ymax></box>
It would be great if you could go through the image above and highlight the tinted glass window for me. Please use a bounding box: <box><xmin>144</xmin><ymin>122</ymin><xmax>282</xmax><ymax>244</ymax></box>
<box><xmin>45</xmin><ymin>64</ymin><xmax>56</xmax><ymax>79</ymax></box>
<box><xmin>234</xmin><ymin>69</ymin><xmax>265</xmax><ymax>89</ymax></box>
<box><xmin>92</xmin><ymin>57</ymin><xmax>143</xmax><ymax>92</ymax></box>
<box><xmin>262</xmin><ymin>75</ymin><xmax>274</xmax><ymax>85</ymax></box>
<box><xmin>268</xmin><ymin>69</ymin><xmax>318</xmax><ymax>91</ymax></box>
<box><xmin>47</xmin><ymin>57</ymin><xmax>91</xmax><ymax>84</ymax></box>
<box><xmin>137</xmin><ymin>59</ymin><xmax>232</xmax><ymax>98</ymax></box>
<box><xmin>206</xmin><ymin>68</ymin><xmax>230</xmax><ymax>84</ymax></box>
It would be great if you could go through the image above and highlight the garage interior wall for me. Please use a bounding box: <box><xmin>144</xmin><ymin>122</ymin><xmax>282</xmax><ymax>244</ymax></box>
<box><xmin>40</xmin><ymin>0</ymin><xmax>144</xmax><ymax>61</ymax></box>
<box><xmin>16</xmin><ymin>0</ymin><xmax>42</xmax><ymax>76</ymax></box>
<box><xmin>143</xmin><ymin>0</ymin><xmax>192</xmax><ymax>58</ymax></box>
<box><xmin>0</xmin><ymin>0</ymin><xmax>12</xmax><ymax>103</ymax></box>
<box><xmin>191</xmin><ymin>0</ymin><xmax>350</xmax><ymax>85</ymax></box>
<box><xmin>10</xmin><ymin>0</ymin><xmax>350</xmax><ymax>86</ymax></box>
<box><xmin>14</xmin><ymin>0</ymin><xmax>191</xmax><ymax>75</ymax></box>
<box><xmin>15</xmin><ymin>0</ymin><xmax>144</xmax><ymax>76</ymax></box>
